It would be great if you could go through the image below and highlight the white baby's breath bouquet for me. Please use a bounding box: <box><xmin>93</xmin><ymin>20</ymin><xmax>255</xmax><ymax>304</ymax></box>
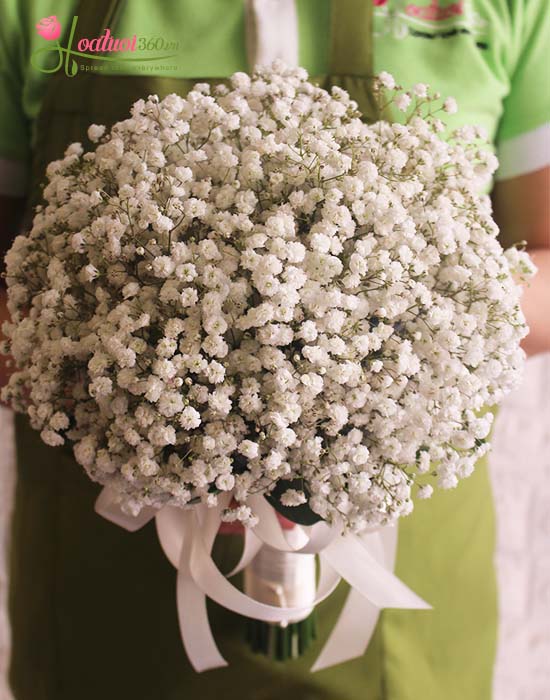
<box><xmin>0</xmin><ymin>62</ymin><xmax>535</xmax><ymax>669</ymax></box>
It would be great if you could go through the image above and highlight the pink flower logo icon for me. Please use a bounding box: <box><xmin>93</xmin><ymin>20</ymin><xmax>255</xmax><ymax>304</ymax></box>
<box><xmin>36</xmin><ymin>16</ymin><xmax>61</xmax><ymax>41</ymax></box>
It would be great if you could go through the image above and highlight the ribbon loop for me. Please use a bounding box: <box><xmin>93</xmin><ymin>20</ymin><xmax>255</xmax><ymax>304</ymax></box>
<box><xmin>94</xmin><ymin>486</ymin><xmax>156</xmax><ymax>531</ymax></box>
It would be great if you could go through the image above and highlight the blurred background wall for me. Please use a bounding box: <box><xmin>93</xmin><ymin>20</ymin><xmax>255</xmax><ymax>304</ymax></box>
<box><xmin>0</xmin><ymin>354</ymin><xmax>549</xmax><ymax>700</ymax></box>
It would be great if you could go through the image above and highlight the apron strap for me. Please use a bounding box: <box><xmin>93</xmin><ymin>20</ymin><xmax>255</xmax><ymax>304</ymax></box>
<box><xmin>325</xmin><ymin>0</ymin><xmax>379</xmax><ymax>122</ymax></box>
<box><xmin>329</xmin><ymin>0</ymin><xmax>374</xmax><ymax>77</ymax></box>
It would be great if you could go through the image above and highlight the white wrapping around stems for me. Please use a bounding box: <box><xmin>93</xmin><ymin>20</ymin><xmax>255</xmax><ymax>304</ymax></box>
<box><xmin>95</xmin><ymin>486</ymin><xmax>431</xmax><ymax>672</ymax></box>
<box><xmin>249</xmin><ymin>546</ymin><xmax>315</xmax><ymax>586</ymax></box>
<box><xmin>244</xmin><ymin>547</ymin><xmax>317</xmax><ymax>623</ymax></box>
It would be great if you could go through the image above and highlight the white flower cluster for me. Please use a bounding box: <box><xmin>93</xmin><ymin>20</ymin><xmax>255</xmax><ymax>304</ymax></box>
<box><xmin>1</xmin><ymin>63</ymin><xmax>534</xmax><ymax>532</ymax></box>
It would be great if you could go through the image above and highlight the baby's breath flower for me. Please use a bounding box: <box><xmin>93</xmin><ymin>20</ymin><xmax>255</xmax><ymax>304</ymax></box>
<box><xmin>0</xmin><ymin>64</ymin><xmax>531</xmax><ymax>531</ymax></box>
<box><xmin>413</xmin><ymin>83</ymin><xmax>429</xmax><ymax>98</ymax></box>
<box><xmin>87</xmin><ymin>123</ymin><xmax>106</xmax><ymax>142</ymax></box>
<box><xmin>394</xmin><ymin>93</ymin><xmax>411</xmax><ymax>112</ymax></box>
<box><xmin>443</xmin><ymin>96</ymin><xmax>458</xmax><ymax>114</ymax></box>
<box><xmin>280</xmin><ymin>489</ymin><xmax>307</xmax><ymax>507</ymax></box>
<box><xmin>378</xmin><ymin>71</ymin><xmax>396</xmax><ymax>90</ymax></box>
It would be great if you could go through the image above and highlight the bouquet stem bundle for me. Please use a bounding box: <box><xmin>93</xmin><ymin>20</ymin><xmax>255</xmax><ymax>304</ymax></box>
<box><xmin>246</xmin><ymin>614</ymin><xmax>318</xmax><ymax>660</ymax></box>
<box><xmin>243</xmin><ymin>544</ymin><xmax>317</xmax><ymax>659</ymax></box>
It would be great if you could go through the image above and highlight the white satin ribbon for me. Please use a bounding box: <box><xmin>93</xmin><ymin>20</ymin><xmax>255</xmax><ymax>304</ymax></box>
<box><xmin>95</xmin><ymin>487</ymin><xmax>431</xmax><ymax>672</ymax></box>
<box><xmin>94</xmin><ymin>486</ymin><xmax>156</xmax><ymax>531</ymax></box>
<box><xmin>227</xmin><ymin>526</ymin><xmax>264</xmax><ymax>578</ymax></box>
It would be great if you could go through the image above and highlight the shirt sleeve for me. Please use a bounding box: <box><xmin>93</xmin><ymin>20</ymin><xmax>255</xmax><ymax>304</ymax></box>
<box><xmin>495</xmin><ymin>0</ymin><xmax>550</xmax><ymax>181</ymax></box>
<box><xmin>0</xmin><ymin>1</ymin><xmax>32</xmax><ymax>196</ymax></box>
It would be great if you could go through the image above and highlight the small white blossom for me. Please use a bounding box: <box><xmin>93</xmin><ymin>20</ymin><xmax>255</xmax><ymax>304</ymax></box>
<box><xmin>378</xmin><ymin>71</ymin><xmax>396</xmax><ymax>90</ymax></box>
<box><xmin>443</xmin><ymin>97</ymin><xmax>458</xmax><ymax>114</ymax></box>
<box><xmin>417</xmin><ymin>484</ymin><xmax>434</xmax><ymax>499</ymax></box>
<box><xmin>280</xmin><ymin>489</ymin><xmax>307</xmax><ymax>507</ymax></box>
<box><xmin>413</xmin><ymin>83</ymin><xmax>428</xmax><ymax>98</ymax></box>
<box><xmin>179</xmin><ymin>406</ymin><xmax>202</xmax><ymax>429</ymax></box>
<box><xmin>87</xmin><ymin>124</ymin><xmax>106</xmax><ymax>142</ymax></box>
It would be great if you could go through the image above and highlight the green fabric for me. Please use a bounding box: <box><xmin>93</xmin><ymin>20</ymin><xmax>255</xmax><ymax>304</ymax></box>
<box><xmin>8</xmin><ymin>0</ymin><xmax>497</xmax><ymax>698</ymax></box>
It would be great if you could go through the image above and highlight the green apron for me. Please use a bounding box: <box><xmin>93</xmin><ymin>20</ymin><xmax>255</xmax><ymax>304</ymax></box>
<box><xmin>8</xmin><ymin>1</ymin><xmax>497</xmax><ymax>698</ymax></box>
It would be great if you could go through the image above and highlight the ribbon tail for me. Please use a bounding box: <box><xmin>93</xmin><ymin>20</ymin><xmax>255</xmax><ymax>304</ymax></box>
<box><xmin>322</xmin><ymin>533</ymin><xmax>431</xmax><ymax>610</ymax></box>
<box><xmin>156</xmin><ymin>506</ymin><xmax>228</xmax><ymax>672</ymax></box>
<box><xmin>311</xmin><ymin>529</ymin><xmax>392</xmax><ymax>672</ymax></box>
<box><xmin>311</xmin><ymin>587</ymin><xmax>380</xmax><ymax>672</ymax></box>
<box><xmin>177</xmin><ymin>511</ymin><xmax>228</xmax><ymax>672</ymax></box>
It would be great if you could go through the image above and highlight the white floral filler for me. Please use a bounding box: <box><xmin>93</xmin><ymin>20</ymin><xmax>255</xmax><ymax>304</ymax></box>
<box><xmin>1</xmin><ymin>64</ymin><xmax>535</xmax><ymax>534</ymax></box>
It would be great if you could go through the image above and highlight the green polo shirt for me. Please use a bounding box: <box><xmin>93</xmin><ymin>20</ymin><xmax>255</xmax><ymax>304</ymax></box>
<box><xmin>0</xmin><ymin>0</ymin><xmax>549</xmax><ymax>195</ymax></box>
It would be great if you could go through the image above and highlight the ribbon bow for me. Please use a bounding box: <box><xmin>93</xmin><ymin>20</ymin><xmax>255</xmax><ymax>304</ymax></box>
<box><xmin>95</xmin><ymin>487</ymin><xmax>430</xmax><ymax>672</ymax></box>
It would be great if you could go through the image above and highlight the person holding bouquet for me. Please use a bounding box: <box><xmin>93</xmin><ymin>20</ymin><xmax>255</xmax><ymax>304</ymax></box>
<box><xmin>0</xmin><ymin>1</ymin><xmax>548</xmax><ymax>699</ymax></box>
